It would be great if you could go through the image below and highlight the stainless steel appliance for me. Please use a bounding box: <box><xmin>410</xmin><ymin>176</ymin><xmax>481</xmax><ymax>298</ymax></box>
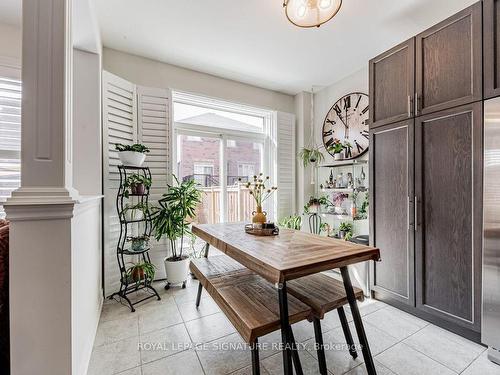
<box><xmin>483</xmin><ymin>98</ymin><xmax>500</xmax><ymax>365</ymax></box>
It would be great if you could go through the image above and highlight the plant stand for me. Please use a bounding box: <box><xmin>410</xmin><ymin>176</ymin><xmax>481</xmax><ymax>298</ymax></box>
<box><xmin>109</xmin><ymin>165</ymin><xmax>161</xmax><ymax>312</ymax></box>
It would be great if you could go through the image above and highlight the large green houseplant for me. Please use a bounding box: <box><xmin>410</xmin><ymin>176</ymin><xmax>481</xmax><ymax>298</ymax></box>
<box><xmin>152</xmin><ymin>176</ymin><xmax>202</xmax><ymax>289</ymax></box>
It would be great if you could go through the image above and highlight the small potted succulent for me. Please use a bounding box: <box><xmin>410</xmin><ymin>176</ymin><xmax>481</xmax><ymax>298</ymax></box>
<box><xmin>329</xmin><ymin>139</ymin><xmax>346</xmax><ymax>160</ymax></box>
<box><xmin>115</xmin><ymin>143</ymin><xmax>150</xmax><ymax>167</ymax></box>
<box><xmin>338</xmin><ymin>222</ymin><xmax>353</xmax><ymax>240</ymax></box>
<box><xmin>126</xmin><ymin>261</ymin><xmax>156</xmax><ymax>283</ymax></box>
<box><xmin>127</xmin><ymin>235</ymin><xmax>150</xmax><ymax>252</ymax></box>
<box><xmin>123</xmin><ymin>174</ymin><xmax>152</xmax><ymax>197</ymax></box>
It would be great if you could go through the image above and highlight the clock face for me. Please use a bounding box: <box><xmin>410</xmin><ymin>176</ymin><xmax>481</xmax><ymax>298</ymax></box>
<box><xmin>322</xmin><ymin>92</ymin><xmax>370</xmax><ymax>159</ymax></box>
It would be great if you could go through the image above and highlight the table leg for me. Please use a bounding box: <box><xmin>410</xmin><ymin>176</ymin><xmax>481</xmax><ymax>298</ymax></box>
<box><xmin>195</xmin><ymin>243</ymin><xmax>210</xmax><ymax>308</ymax></box>
<box><xmin>278</xmin><ymin>281</ymin><xmax>293</xmax><ymax>375</ymax></box>
<box><xmin>340</xmin><ymin>266</ymin><xmax>377</xmax><ymax>375</ymax></box>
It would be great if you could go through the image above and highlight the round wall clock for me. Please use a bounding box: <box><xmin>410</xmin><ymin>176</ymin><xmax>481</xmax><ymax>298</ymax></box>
<box><xmin>322</xmin><ymin>92</ymin><xmax>369</xmax><ymax>159</ymax></box>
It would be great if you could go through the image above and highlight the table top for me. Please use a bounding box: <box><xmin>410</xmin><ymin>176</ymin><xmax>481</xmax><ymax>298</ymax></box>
<box><xmin>192</xmin><ymin>223</ymin><xmax>380</xmax><ymax>284</ymax></box>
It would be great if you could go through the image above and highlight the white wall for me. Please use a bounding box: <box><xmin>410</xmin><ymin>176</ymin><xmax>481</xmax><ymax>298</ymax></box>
<box><xmin>0</xmin><ymin>23</ymin><xmax>21</xmax><ymax>65</ymax></box>
<box><xmin>103</xmin><ymin>47</ymin><xmax>295</xmax><ymax>114</ymax></box>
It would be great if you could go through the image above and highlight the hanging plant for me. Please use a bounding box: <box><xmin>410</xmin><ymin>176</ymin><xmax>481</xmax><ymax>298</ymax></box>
<box><xmin>298</xmin><ymin>147</ymin><xmax>325</xmax><ymax>167</ymax></box>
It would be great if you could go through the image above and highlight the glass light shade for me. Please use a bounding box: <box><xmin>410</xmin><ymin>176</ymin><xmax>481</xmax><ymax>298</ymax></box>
<box><xmin>284</xmin><ymin>0</ymin><xmax>342</xmax><ymax>28</ymax></box>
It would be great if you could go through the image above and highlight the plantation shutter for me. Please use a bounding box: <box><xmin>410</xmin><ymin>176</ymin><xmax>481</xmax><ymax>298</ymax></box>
<box><xmin>102</xmin><ymin>71</ymin><xmax>137</xmax><ymax>295</ymax></box>
<box><xmin>276</xmin><ymin>111</ymin><xmax>296</xmax><ymax>219</ymax></box>
<box><xmin>137</xmin><ymin>86</ymin><xmax>171</xmax><ymax>279</ymax></box>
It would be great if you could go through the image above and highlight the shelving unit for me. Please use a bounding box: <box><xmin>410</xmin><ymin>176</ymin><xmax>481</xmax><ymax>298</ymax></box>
<box><xmin>110</xmin><ymin>165</ymin><xmax>161</xmax><ymax>312</ymax></box>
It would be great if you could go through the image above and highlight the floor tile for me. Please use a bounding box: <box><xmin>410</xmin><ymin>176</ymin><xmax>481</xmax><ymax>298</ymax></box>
<box><xmin>185</xmin><ymin>312</ymin><xmax>236</xmax><ymax>343</ymax></box>
<box><xmin>462</xmin><ymin>351</ymin><xmax>500</xmax><ymax>375</ymax></box>
<box><xmin>291</xmin><ymin>320</ymin><xmax>317</xmax><ymax>343</ymax></box>
<box><xmin>404</xmin><ymin>324</ymin><xmax>484</xmax><ymax>373</ymax></box>
<box><xmin>230</xmin><ymin>364</ymin><xmax>270</xmax><ymax>374</ymax></box>
<box><xmin>177</xmin><ymin>296</ymin><xmax>221</xmax><ymax>322</ymax></box>
<box><xmin>345</xmin><ymin>299</ymin><xmax>387</xmax><ymax>317</ymax></box>
<box><xmin>364</xmin><ymin>306</ymin><xmax>427</xmax><ymax>340</ymax></box>
<box><xmin>196</xmin><ymin>333</ymin><xmax>251</xmax><ymax>375</ymax></box>
<box><xmin>116</xmin><ymin>367</ymin><xmax>142</xmax><ymax>375</ymax></box>
<box><xmin>140</xmin><ymin>323</ymin><xmax>192</xmax><ymax>364</ymax></box>
<box><xmin>321</xmin><ymin>308</ymin><xmax>353</xmax><ymax>331</ymax></box>
<box><xmin>87</xmin><ymin>336</ymin><xmax>141</xmax><ymax>375</ymax></box>
<box><xmin>142</xmin><ymin>349</ymin><xmax>204</xmax><ymax>375</ymax></box>
<box><xmin>94</xmin><ymin>316</ymin><xmax>139</xmax><ymax>346</ymax></box>
<box><xmin>138</xmin><ymin>302</ymin><xmax>183</xmax><ymax>334</ymax></box>
<box><xmin>344</xmin><ymin>360</ymin><xmax>395</xmax><ymax>375</ymax></box>
<box><xmin>261</xmin><ymin>349</ymin><xmax>324</xmax><ymax>375</ymax></box>
<box><xmin>376</xmin><ymin>342</ymin><xmax>457</xmax><ymax>375</ymax></box>
<box><xmin>100</xmin><ymin>299</ymin><xmax>137</xmax><ymax>323</ymax></box>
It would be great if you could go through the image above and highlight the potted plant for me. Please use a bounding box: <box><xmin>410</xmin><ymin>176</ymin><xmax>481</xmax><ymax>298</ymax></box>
<box><xmin>242</xmin><ymin>174</ymin><xmax>277</xmax><ymax>227</ymax></box>
<box><xmin>277</xmin><ymin>214</ymin><xmax>302</xmax><ymax>230</ymax></box>
<box><xmin>127</xmin><ymin>235</ymin><xmax>149</xmax><ymax>252</ymax></box>
<box><xmin>338</xmin><ymin>222</ymin><xmax>353</xmax><ymax>240</ymax></box>
<box><xmin>126</xmin><ymin>261</ymin><xmax>156</xmax><ymax>283</ymax></box>
<box><xmin>123</xmin><ymin>174</ymin><xmax>152</xmax><ymax>197</ymax></box>
<box><xmin>298</xmin><ymin>146</ymin><xmax>325</xmax><ymax>167</ymax></box>
<box><xmin>152</xmin><ymin>176</ymin><xmax>202</xmax><ymax>289</ymax></box>
<box><xmin>115</xmin><ymin>143</ymin><xmax>150</xmax><ymax>167</ymax></box>
<box><xmin>328</xmin><ymin>139</ymin><xmax>346</xmax><ymax>160</ymax></box>
<box><xmin>122</xmin><ymin>202</ymin><xmax>150</xmax><ymax>222</ymax></box>
<box><xmin>304</xmin><ymin>195</ymin><xmax>331</xmax><ymax>214</ymax></box>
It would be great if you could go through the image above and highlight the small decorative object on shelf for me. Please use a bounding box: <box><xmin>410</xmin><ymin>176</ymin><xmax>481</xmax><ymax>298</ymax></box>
<box><xmin>110</xmin><ymin>166</ymin><xmax>161</xmax><ymax>312</ymax></box>
<box><xmin>338</xmin><ymin>222</ymin><xmax>353</xmax><ymax>241</ymax></box>
<box><xmin>115</xmin><ymin>143</ymin><xmax>150</xmax><ymax>167</ymax></box>
<box><xmin>241</xmin><ymin>174</ymin><xmax>277</xmax><ymax>228</ymax></box>
<box><xmin>152</xmin><ymin>176</ymin><xmax>202</xmax><ymax>290</ymax></box>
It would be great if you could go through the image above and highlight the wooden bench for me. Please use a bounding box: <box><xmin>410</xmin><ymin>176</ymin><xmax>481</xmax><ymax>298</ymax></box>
<box><xmin>287</xmin><ymin>272</ymin><xmax>364</xmax><ymax>370</ymax></box>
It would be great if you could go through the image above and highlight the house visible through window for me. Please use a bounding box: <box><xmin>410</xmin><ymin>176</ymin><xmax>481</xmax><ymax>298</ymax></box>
<box><xmin>193</xmin><ymin>163</ymin><xmax>214</xmax><ymax>187</ymax></box>
<box><xmin>0</xmin><ymin>74</ymin><xmax>21</xmax><ymax>219</ymax></box>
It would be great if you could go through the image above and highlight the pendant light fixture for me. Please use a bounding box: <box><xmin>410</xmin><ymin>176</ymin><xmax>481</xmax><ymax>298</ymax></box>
<box><xmin>283</xmin><ymin>0</ymin><xmax>342</xmax><ymax>28</ymax></box>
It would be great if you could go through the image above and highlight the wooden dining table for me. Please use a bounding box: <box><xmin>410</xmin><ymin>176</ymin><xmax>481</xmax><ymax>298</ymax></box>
<box><xmin>192</xmin><ymin>222</ymin><xmax>381</xmax><ymax>375</ymax></box>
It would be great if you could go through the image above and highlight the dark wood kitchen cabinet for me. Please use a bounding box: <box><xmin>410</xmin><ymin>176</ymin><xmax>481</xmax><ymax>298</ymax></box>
<box><xmin>414</xmin><ymin>102</ymin><xmax>483</xmax><ymax>334</ymax></box>
<box><xmin>369</xmin><ymin>120</ymin><xmax>415</xmax><ymax>306</ymax></box>
<box><xmin>415</xmin><ymin>3</ymin><xmax>482</xmax><ymax>116</ymax></box>
<box><xmin>369</xmin><ymin>39</ymin><xmax>415</xmax><ymax>128</ymax></box>
<box><xmin>484</xmin><ymin>0</ymin><xmax>500</xmax><ymax>99</ymax></box>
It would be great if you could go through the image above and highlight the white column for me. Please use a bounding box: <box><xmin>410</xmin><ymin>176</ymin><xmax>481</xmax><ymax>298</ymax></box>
<box><xmin>4</xmin><ymin>0</ymin><xmax>79</xmax><ymax>374</ymax></box>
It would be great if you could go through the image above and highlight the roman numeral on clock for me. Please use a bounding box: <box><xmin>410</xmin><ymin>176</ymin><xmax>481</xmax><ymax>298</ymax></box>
<box><xmin>355</xmin><ymin>95</ymin><xmax>362</xmax><ymax>109</ymax></box>
<box><xmin>323</xmin><ymin>129</ymin><xmax>333</xmax><ymax>137</ymax></box>
<box><xmin>361</xmin><ymin>106</ymin><xmax>369</xmax><ymax>115</ymax></box>
<box><xmin>333</xmin><ymin>104</ymin><xmax>342</xmax><ymax>117</ymax></box>
<box><xmin>361</xmin><ymin>130</ymin><xmax>369</xmax><ymax>139</ymax></box>
<box><xmin>344</xmin><ymin>96</ymin><xmax>351</xmax><ymax>109</ymax></box>
<box><xmin>325</xmin><ymin>137</ymin><xmax>335</xmax><ymax>148</ymax></box>
<box><xmin>355</xmin><ymin>140</ymin><xmax>364</xmax><ymax>153</ymax></box>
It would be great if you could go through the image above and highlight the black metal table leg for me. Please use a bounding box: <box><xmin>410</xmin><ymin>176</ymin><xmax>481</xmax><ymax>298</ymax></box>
<box><xmin>278</xmin><ymin>282</ymin><xmax>293</xmax><ymax>375</ymax></box>
<box><xmin>313</xmin><ymin>318</ymin><xmax>328</xmax><ymax>375</ymax></box>
<box><xmin>340</xmin><ymin>266</ymin><xmax>377</xmax><ymax>375</ymax></box>
<box><xmin>289</xmin><ymin>327</ymin><xmax>304</xmax><ymax>375</ymax></box>
<box><xmin>195</xmin><ymin>243</ymin><xmax>210</xmax><ymax>308</ymax></box>
<box><xmin>338</xmin><ymin>306</ymin><xmax>358</xmax><ymax>359</ymax></box>
<box><xmin>251</xmin><ymin>338</ymin><xmax>260</xmax><ymax>375</ymax></box>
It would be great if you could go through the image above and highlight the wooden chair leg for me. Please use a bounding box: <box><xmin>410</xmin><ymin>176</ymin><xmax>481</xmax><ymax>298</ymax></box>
<box><xmin>338</xmin><ymin>306</ymin><xmax>358</xmax><ymax>359</ymax></box>
<box><xmin>251</xmin><ymin>338</ymin><xmax>260</xmax><ymax>375</ymax></box>
<box><xmin>313</xmin><ymin>318</ymin><xmax>328</xmax><ymax>375</ymax></box>
<box><xmin>195</xmin><ymin>282</ymin><xmax>203</xmax><ymax>307</ymax></box>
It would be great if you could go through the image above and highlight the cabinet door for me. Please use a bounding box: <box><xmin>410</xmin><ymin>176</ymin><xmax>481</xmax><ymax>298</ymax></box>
<box><xmin>370</xmin><ymin>120</ymin><xmax>415</xmax><ymax>306</ymax></box>
<box><xmin>415</xmin><ymin>3</ymin><xmax>482</xmax><ymax>116</ymax></box>
<box><xmin>369</xmin><ymin>39</ymin><xmax>415</xmax><ymax>128</ymax></box>
<box><xmin>415</xmin><ymin>102</ymin><xmax>482</xmax><ymax>333</ymax></box>
<box><xmin>484</xmin><ymin>0</ymin><xmax>500</xmax><ymax>99</ymax></box>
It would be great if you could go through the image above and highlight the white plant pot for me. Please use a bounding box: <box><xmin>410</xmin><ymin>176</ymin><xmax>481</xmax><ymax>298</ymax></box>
<box><xmin>124</xmin><ymin>209</ymin><xmax>144</xmax><ymax>222</ymax></box>
<box><xmin>334</xmin><ymin>152</ymin><xmax>344</xmax><ymax>161</ymax></box>
<box><xmin>118</xmin><ymin>151</ymin><xmax>146</xmax><ymax>167</ymax></box>
<box><xmin>164</xmin><ymin>256</ymin><xmax>190</xmax><ymax>285</ymax></box>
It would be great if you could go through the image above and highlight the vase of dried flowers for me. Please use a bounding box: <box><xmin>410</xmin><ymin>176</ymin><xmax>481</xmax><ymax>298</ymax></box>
<box><xmin>241</xmin><ymin>174</ymin><xmax>277</xmax><ymax>227</ymax></box>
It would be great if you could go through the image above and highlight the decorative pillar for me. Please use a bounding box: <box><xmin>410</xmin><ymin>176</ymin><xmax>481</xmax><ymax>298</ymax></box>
<box><xmin>4</xmin><ymin>0</ymin><xmax>79</xmax><ymax>374</ymax></box>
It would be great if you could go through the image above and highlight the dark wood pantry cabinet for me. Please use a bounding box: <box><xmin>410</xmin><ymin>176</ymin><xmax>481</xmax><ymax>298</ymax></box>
<box><xmin>369</xmin><ymin>1</ymin><xmax>484</xmax><ymax>342</ymax></box>
<box><xmin>369</xmin><ymin>120</ymin><xmax>414</xmax><ymax>307</ymax></box>
<box><xmin>484</xmin><ymin>0</ymin><xmax>500</xmax><ymax>98</ymax></box>
<box><xmin>369</xmin><ymin>39</ymin><xmax>415</xmax><ymax>128</ymax></box>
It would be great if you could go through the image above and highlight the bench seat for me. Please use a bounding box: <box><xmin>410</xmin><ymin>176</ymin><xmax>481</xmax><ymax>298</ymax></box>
<box><xmin>287</xmin><ymin>273</ymin><xmax>364</xmax><ymax>319</ymax></box>
<box><xmin>190</xmin><ymin>255</ymin><xmax>312</xmax><ymax>343</ymax></box>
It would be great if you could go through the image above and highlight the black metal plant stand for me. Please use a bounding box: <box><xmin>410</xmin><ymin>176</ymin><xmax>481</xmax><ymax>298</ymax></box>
<box><xmin>109</xmin><ymin>165</ymin><xmax>161</xmax><ymax>312</ymax></box>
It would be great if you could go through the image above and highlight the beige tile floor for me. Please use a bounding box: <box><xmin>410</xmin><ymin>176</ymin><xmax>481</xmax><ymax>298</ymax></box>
<box><xmin>88</xmin><ymin>278</ymin><xmax>500</xmax><ymax>375</ymax></box>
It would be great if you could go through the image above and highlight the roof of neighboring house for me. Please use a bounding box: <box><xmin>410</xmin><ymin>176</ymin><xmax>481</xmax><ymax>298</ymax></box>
<box><xmin>177</xmin><ymin>112</ymin><xmax>260</xmax><ymax>132</ymax></box>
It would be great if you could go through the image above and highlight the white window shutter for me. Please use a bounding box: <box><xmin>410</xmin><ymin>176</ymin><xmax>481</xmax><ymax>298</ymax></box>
<box><xmin>276</xmin><ymin>111</ymin><xmax>296</xmax><ymax>219</ymax></box>
<box><xmin>137</xmin><ymin>86</ymin><xmax>171</xmax><ymax>279</ymax></box>
<box><xmin>102</xmin><ymin>71</ymin><xmax>137</xmax><ymax>295</ymax></box>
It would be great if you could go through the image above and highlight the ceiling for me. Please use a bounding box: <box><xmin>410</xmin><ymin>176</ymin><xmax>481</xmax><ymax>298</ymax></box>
<box><xmin>0</xmin><ymin>0</ymin><xmax>478</xmax><ymax>95</ymax></box>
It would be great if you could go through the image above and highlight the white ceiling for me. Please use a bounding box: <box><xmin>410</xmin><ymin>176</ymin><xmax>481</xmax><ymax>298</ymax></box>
<box><xmin>0</xmin><ymin>0</ymin><xmax>478</xmax><ymax>95</ymax></box>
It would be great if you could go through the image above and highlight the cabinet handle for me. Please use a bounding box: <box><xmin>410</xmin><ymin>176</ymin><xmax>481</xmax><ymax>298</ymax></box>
<box><xmin>407</xmin><ymin>95</ymin><xmax>412</xmax><ymax>117</ymax></box>
<box><xmin>414</xmin><ymin>195</ymin><xmax>418</xmax><ymax>232</ymax></box>
<box><xmin>415</xmin><ymin>92</ymin><xmax>420</xmax><ymax>115</ymax></box>
<box><xmin>407</xmin><ymin>196</ymin><xmax>411</xmax><ymax>231</ymax></box>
